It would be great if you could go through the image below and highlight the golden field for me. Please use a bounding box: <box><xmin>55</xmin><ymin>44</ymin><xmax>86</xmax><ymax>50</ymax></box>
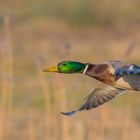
<box><xmin>0</xmin><ymin>0</ymin><xmax>140</xmax><ymax>140</ymax></box>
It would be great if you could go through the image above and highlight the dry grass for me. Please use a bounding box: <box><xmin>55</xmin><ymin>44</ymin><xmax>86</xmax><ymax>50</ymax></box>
<box><xmin>0</xmin><ymin>0</ymin><xmax>140</xmax><ymax>26</ymax></box>
<box><xmin>0</xmin><ymin>13</ymin><xmax>13</xmax><ymax>140</ymax></box>
<box><xmin>0</xmin><ymin>19</ymin><xmax>140</xmax><ymax>139</ymax></box>
<box><xmin>0</xmin><ymin>1</ymin><xmax>140</xmax><ymax>139</ymax></box>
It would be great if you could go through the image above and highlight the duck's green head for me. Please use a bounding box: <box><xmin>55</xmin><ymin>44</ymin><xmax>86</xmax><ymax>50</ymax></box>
<box><xmin>43</xmin><ymin>61</ymin><xmax>86</xmax><ymax>74</ymax></box>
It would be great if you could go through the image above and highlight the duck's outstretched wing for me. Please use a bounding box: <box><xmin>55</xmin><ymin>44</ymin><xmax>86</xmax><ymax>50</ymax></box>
<box><xmin>61</xmin><ymin>86</ymin><xmax>126</xmax><ymax>116</ymax></box>
<box><xmin>114</xmin><ymin>64</ymin><xmax>140</xmax><ymax>78</ymax></box>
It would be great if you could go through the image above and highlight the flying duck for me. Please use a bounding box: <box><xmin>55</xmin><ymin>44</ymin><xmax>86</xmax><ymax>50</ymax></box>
<box><xmin>43</xmin><ymin>60</ymin><xmax>140</xmax><ymax>116</ymax></box>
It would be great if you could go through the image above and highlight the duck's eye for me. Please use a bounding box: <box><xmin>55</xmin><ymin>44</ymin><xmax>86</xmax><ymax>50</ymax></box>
<box><xmin>63</xmin><ymin>63</ymin><xmax>67</xmax><ymax>66</ymax></box>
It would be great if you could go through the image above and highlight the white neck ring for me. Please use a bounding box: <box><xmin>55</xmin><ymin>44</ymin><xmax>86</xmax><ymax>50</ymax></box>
<box><xmin>83</xmin><ymin>65</ymin><xmax>89</xmax><ymax>74</ymax></box>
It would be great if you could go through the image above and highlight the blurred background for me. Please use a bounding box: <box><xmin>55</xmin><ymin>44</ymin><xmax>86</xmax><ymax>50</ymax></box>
<box><xmin>0</xmin><ymin>0</ymin><xmax>140</xmax><ymax>140</ymax></box>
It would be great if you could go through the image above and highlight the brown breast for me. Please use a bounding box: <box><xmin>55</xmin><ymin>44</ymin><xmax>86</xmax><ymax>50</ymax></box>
<box><xmin>85</xmin><ymin>64</ymin><xmax>116</xmax><ymax>85</ymax></box>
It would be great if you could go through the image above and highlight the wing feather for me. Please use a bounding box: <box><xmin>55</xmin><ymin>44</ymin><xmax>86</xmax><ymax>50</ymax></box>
<box><xmin>115</xmin><ymin>64</ymin><xmax>140</xmax><ymax>78</ymax></box>
<box><xmin>61</xmin><ymin>86</ymin><xmax>126</xmax><ymax>116</ymax></box>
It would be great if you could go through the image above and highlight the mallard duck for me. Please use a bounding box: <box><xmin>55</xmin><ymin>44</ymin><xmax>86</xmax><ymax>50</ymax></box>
<box><xmin>43</xmin><ymin>60</ymin><xmax>140</xmax><ymax>116</ymax></box>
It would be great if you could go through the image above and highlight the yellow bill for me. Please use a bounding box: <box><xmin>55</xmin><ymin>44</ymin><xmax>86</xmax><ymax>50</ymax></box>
<box><xmin>43</xmin><ymin>66</ymin><xmax>59</xmax><ymax>72</ymax></box>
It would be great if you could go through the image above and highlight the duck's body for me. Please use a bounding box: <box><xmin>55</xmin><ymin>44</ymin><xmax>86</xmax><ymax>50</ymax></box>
<box><xmin>43</xmin><ymin>60</ymin><xmax>140</xmax><ymax>115</ymax></box>
<box><xmin>85</xmin><ymin>60</ymin><xmax>140</xmax><ymax>90</ymax></box>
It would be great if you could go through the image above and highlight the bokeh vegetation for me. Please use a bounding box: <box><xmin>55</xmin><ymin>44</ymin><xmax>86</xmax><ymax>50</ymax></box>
<box><xmin>0</xmin><ymin>0</ymin><xmax>140</xmax><ymax>26</ymax></box>
<box><xmin>0</xmin><ymin>0</ymin><xmax>140</xmax><ymax>140</ymax></box>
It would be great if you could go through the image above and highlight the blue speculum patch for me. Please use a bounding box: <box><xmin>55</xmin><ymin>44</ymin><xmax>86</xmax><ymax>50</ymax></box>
<box><xmin>114</xmin><ymin>65</ymin><xmax>140</xmax><ymax>78</ymax></box>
